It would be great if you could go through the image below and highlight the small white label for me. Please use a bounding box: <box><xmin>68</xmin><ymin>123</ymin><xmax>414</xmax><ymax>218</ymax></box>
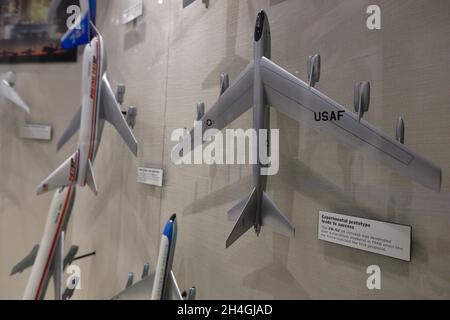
<box><xmin>137</xmin><ymin>167</ymin><xmax>163</xmax><ymax>187</ymax></box>
<box><xmin>21</xmin><ymin>124</ymin><xmax>52</xmax><ymax>141</ymax></box>
<box><xmin>121</xmin><ymin>0</ymin><xmax>143</xmax><ymax>25</ymax></box>
<box><xmin>318</xmin><ymin>211</ymin><xmax>411</xmax><ymax>261</ymax></box>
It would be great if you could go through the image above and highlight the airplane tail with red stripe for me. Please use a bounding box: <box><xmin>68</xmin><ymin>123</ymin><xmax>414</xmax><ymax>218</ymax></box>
<box><xmin>36</xmin><ymin>152</ymin><xmax>78</xmax><ymax>196</ymax></box>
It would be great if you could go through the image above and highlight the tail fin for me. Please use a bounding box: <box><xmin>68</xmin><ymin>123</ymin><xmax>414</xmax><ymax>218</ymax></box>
<box><xmin>226</xmin><ymin>188</ymin><xmax>257</xmax><ymax>248</ymax></box>
<box><xmin>226</xmin><ymin>190</ymin><xmax>295</xmax><ymax>248</ymax></box>
<box><xmin>61</xmin><ymin>0</ymin><xmax>97</xmax><ymax>49</ymax></box>
<box><xmin>86</xmin><ymin>159</ymin><xmax>98</xmax><ymax>195</ymax></box>
<box><xmin>36</xmin><ymin>152</ymin><xmax>78</xmax><ymax>195</ymax></box>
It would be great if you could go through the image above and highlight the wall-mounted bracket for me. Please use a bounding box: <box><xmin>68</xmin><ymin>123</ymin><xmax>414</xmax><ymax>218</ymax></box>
<box><xmin>126</xmin><ymin>272</ymin><xmax>134</xmax><ymax>289</ymax></box>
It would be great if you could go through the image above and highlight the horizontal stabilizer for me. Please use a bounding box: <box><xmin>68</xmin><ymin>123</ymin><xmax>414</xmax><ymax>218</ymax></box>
<box><xmin>11</xmin><ymin>245</ymin><xmax>39</xmax><ymax>276</ymax></box>
<box><xmin>57</xmin><ymin>108</ymin><xmax>81</xmax><ymax>151</ymax></box>
<box><xmin>261</xmin><ymin>192</ymin><xmax>295</xmax><ymax>237</ymax></box>
<box><xmin>0</xmin><ymin>79</ymin><xmax>30</xmax><ymax>113</ymax></box>
<box><xmin>226</xmin><ymin>188</ymin><xmax>257</xmax><ymax>248</ymax></box>
<box><xmin>86</xmin><ymin>159</ymin><xmax>98</xmax><ymax>195</ymax></box>
<box><xmin>100</xmin><ymin>76</ymin><xmax>138</xmax><ymax>156</ymax></box>
<box><xmin>36</xmin><ymin>152</ymin><xmax>78</xmax><ymax>195</ymax></box>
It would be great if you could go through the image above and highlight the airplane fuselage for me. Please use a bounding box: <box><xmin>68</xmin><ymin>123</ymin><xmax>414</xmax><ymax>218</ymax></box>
<box><xmin>23</xmin><ymin>186</ymin><xmax>76</xmax><ymax>300</ymax></box>
<box><xmin>252</xmin><ymin>11</ymin><xmax>271</xmax><ymax>235</ymax></box>
<box><xmin>75</xmin><ymin>35</ymin><xmax>106</xmax><ymax>187</ymax></box>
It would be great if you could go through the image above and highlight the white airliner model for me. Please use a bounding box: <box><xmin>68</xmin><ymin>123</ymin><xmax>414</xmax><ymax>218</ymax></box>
<box><xmin>113</xmin><ymin>215</ymin><xmax>195</xmax><ymax>300</ymax></box>
<box><xmin>11</xmin><ymin>186</ymin><xmax>78</xmax><ymax>300</ymax></box>
<box><xmin>36</xmin><ymin>28</ymin><xmax>138</xmax><ymax>196</ymax></box>
<box><xmin>173</xmin><ymin>11</ymin><xmax>442</xmax><ymax>248</ymax></box>
<box><xmin>0</xmin><ymin>71</ymin><xmax>30</xmax><ymax>113</ymax></box>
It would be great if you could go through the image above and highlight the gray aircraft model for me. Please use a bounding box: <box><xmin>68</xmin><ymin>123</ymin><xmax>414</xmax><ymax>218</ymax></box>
<box><xmin>0</xmin><ymin>72</ymin><xmax>30</xmax><ymax>113</ymax></box>
<box><xmin>173</xmin><ymin>11</ymin><xmax>442</xmax><ymax>248</ymax></box>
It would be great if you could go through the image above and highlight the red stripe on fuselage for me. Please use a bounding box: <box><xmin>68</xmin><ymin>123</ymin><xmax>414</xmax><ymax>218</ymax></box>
<box><xmin>86</xmin><ymin>37</ymin><xmax>101</xmax><ymax>177</ymax></box>
<box><xmin>34</xmin><ymin>186</ymin><xmax>74</xmax><ymax>300</ymax></box>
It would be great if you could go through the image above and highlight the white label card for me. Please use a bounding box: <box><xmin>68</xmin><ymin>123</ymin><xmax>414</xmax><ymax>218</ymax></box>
<box><xmin>137</xmin><ymin>167</ymin><xmax>163</xmax><ymax>187</ymax></box>
<box><xmin>318</xmin><ymin>211</ymin><xmax>411</xmax><ymax>261</ymax></box>
<box><xmin>121</xmin><ymin>0</ymin><xmax>144</xmax><ymax>25</ymax></box>
<box><xmin>21</xmin><ymin>124</ymin><xmax>52</xmax><ymax>141</ymax></box>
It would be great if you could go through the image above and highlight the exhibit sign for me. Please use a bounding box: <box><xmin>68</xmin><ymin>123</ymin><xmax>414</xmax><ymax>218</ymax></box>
<box><xmin>137</xmin><ymin>167</ymin><xmax>163</xmax><ymax>187</ymax></box>
<box><xmin>20</xmin><ymin>124</ymin><xmax>52</xmax><ymax>141</ymax></box>
<box><xmin>318</xmin><ymin>211</ymin><xmax>411</xmax><ymax>261</ymax></box>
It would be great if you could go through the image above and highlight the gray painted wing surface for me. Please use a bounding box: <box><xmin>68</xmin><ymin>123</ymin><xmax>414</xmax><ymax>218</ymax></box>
<box><xmin>173</xmin><ymin>62</ymin><xmax>254</xmax><ymax>159</ymax></box>
<box><xmin>260</xmin><ymin>57</ymin><xmax>441</xmax><ymax>192</ymax></box>
<box><xmin>0</xmin><ymin>79</ymin><xmax>30</xmax><ymax>113</ymax></box>
<box><xmin>100</xmin><ymin>76</ymin><xmax>138</xmax><ymax>156</ymax></box>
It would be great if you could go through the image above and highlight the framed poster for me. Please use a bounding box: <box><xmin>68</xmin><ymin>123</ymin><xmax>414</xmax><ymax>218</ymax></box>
<box><xmin>0</xmin><ymin>0</ymin><xmax>80</xmax><ymax>63</ymax></box>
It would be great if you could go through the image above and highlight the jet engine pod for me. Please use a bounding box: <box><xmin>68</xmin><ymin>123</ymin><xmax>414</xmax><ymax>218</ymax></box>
<box><xmin>307</xmin><ymin>54</ymin><xmax>321</xmax><ymax>88</ymax></box>
<box><xmin>126</xmin><ymin>106</ymin><xmax>138</xmax><ymax>129</ymax></box>
<box><xmin>220</xmin><ymin>73</ymin><xmax>229</xmax><ymax>96</ymax></box>
<box><xmin>116</xmin><ymin>84</ymin><xmax>126</xmax><ymax>105</ymax></box>
<box><xmin>196</xmin><ymin>102</ymin><xmax>205</xmax><ymax>121</ymax></box>
<box><xmin>354</xmin><ymin>81</ymin><xmax>370</xmax><ymax>121</ymax></box>
<box><xmin>396</xmin><ymin>116</ymin><xmax>405</xmax><ymax>144</ymax></box>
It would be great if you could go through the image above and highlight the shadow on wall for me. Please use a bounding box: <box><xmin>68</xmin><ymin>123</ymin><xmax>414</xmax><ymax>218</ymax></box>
<box><xmin>201</xmin><ymin>0</ymin><xmax>250</xmax><ymax>90</ymax></box>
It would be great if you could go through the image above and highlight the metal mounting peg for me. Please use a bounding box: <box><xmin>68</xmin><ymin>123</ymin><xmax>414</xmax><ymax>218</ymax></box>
<box><xmin>126</xmin><ymin>272</ymin><xmax>134</xmax><ymax>289</ymax></box>
<box><xmin>126</xmin><ymin>106</ymin><xmax>137</xmax><ymax>129</ymax></box>
<box><xmin>186</xmin><ymin>287</ymin><xmax>197</xmax><ymax>300</ymax></box>
<box><xmin>396</xmin><ymin>116</ymin><xmax>405</xmax><ymax>144</ymax></box>
<box><xmin>219</xmin><ymin>73</ymin><xmax>229</xmax><ymax>96</ymax></box>
<box><xmin>141</xmin><ymin>263</ymin><xmax>150</xmax><ymax>279</ymax></box>
<box><xmin>196</xmin><ymin>102</ymin><xmax>205</xmax><ymax>121</ymax></box>
<box><xmin>354</xmin><ymin>81</ymin><xmax>370</xmax><ymax>122</ymax></box>
<box><xmin>116</xmin><ymin>84</ymin><xmax>126</xmax><ymax>105</ymax></box>
<box><xmin>307</xmin><ymin>54</ymin><xmax>321</xmax><ymax>88</ymax></box>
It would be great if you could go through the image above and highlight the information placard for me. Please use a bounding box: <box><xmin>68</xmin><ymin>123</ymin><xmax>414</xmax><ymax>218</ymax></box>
<box><xmin>318</xmin><ymin>211</ymin><xmax>411</xmax><ymax>261</ymax></box>
<box><xmin>20</xmin><ymin>124</ymin><xmax>52</xmax><ymax>141</ymax></box>
<box><xmin>137</xmin><ymin>167</ymin><xmax>163</xmax><ymax>187</ymax></box>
